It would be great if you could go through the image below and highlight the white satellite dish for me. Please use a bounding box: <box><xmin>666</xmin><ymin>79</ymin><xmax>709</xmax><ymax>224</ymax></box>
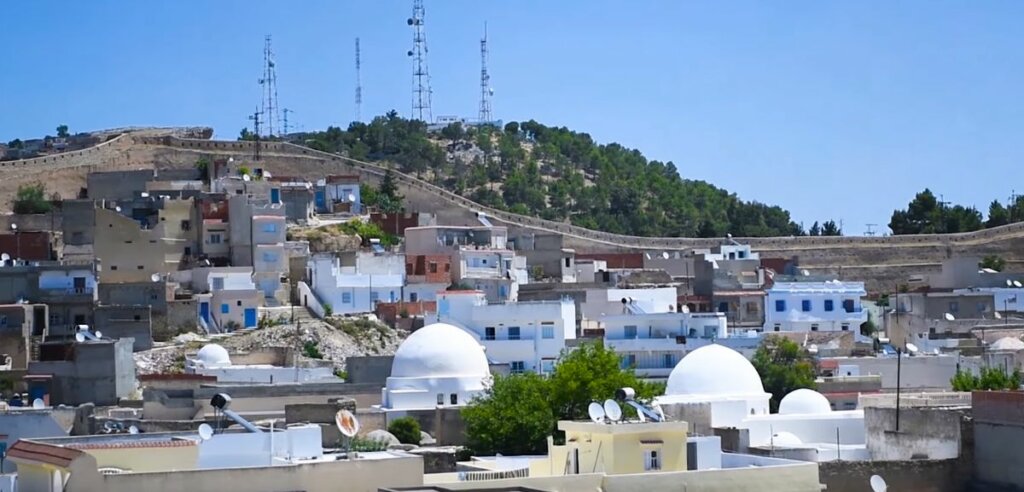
<box><xmin>151</xmin><ymin>273</ymin><xmax>161</xmax><ymax>282</ymax></box>
<box><xmin>870</xmin><ymin>474</ymin><xmax>888</xmax><ymax>492</ymax></box>
<box><xmin>801</xmin><ymin>269</ymin><xmax>810</xmax><ymax>276</ymax></box>
<box><xmin>94</xmin><ymin>330</ymin><xmax>103</xmax><ymax>339</ymax></box>
<box><xmin>9</xmin><ymin>224</ymin><xmax>16</xmax><ymax>231</ymax></box>
<box><xmin>32</xmin><ymin>398</ymin><xmax>45</xmax><ymax>409</ymax></box>
<box><xmin>115</xmin><ymin>206</ymin><xmax>121</xmax><ymax>212</ymax></box>
<box><xmin>662</xmin><ymin>251</ymin><xmax>670</xmax><ymax>260</ymax></box>
<box><xmin>347</xmin><ymin>193</ymin><xmax>356</xmax><ymax>203</ymax></box>
<box><xmin>587</xmin><ymin>402</ymin><xmax>606</xmax><ymax>423</ymax></box>
<box><xmin>335</xmin><ymin>409</ymin><xmax>360</xmax><ymax>437</ymax></box>
<box><xmin>906</xmin><ymin>343</ymin><xmax>919</xmax><ymax>355</ymax></box>
<box><xmin>197</xmin><ymin>423</ymin><xmax>214</xmax><ymax>441</ymax></box>
<box><xmin>1007</xmin><ymin>279</ymin><xmax>1014</xmax><ymax>287</ymax></box>
<box><xmin>263</xmin><ymin>171</ymin><xmax>272</xmax><ymax>179</ymax></box>
<box><xmin>995</xmin><ymin>311</ymin><xmax>1003</xmax><ymax>319</ymax></box>
<box><xmin>681</xmin><ymin>304</ymin><xmax>690</xmax><ymax>313</ymax></box>
<box><xmin>242</xmin><ymin>174</ymin><xmax>251</xmax><ymax>182</ymax></box>
<box><xmin>603</xmin><ymin>399</ymin><xmax>622</xmax><ymax>422</ymax></box>
<box><xmin>74</xmin><ymin>332</ymin><xmax>86</xmax><ymax>343</ymax></box>
<box><xmin>128</xmin><ymin>425</ymin><xmax>139</xmax><ymax>435</ymax></box>
<box><xmin>0</xmin><ymin>253</ymin><xmax>9</xmax><ymax>261</ymax></box>
<box><xmin>808</xmin><ymin>344</ymin><xmax>819</xmax><ymax>354</ymax></box>
<box><xmin>140</xmin><ymin>192</ymin><xmax>150</xmax><ymax>198</ymax></box>
<box><xmin>1015</xmin><ymin>280</ymin><xmax>1023</xmax><ymax>288</ymax></box>
<box><xmin>944</xmin><ymin>312</ymin><xmax>956</xmax><ymax>321</ymax></box>
<box><xmin>644</xmin><ymin>252</ymin><xmax>651</xmax><ymax>260</ymax></box>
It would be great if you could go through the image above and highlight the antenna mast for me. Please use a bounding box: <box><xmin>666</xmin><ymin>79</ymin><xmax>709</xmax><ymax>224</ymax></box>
<box><xmin>282</xmin><ymin>108</ymin><xmax>294</xmax><ymax>135</ymax></box>
<box><xmin>355</xmin><ymin>37</ymin><xmax>363</xmax><ymax>123</ymax></box>
<box><xmin>407</xmin><ymin>0</ymin><xmax>432</xmax><ymax>123</ymax></box>
<box><xmin>248</xmin><ymin>109</ymin><xmax>263</xmax><ymax>161</ymax></box>
<box><xmin>259</xmin><ymin>35</ymin><xmax>280</xmax><ymax>137</ymax></box>
<box><xmin>478</xmin><ymin>22</ymin><xmax>493</xmax><ymax>124</ymax></box>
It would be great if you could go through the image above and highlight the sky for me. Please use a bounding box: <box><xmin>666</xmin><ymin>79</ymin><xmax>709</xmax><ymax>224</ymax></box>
<box><xmin>2</xmin><ymin>1</ymin><xmax>1023</xmax><ymax>235</ymax></box>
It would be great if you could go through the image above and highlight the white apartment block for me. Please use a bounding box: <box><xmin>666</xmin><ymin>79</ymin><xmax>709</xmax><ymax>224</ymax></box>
<box><xmin>601</xmin><ymin>312</ymin><xmax>729</xmax><ymax>378</ymax></box>
<box><xmin>763</xmin><ymin>281</ymin><xmax>867</xmax><ymax>333</ymax></box>
<box><xmin>309</xmin><ymin>252</ymin><xmax>405</xmax><ymax>315</ymax></box>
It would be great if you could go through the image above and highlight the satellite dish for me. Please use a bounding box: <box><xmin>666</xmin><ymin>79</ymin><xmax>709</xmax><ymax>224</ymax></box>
<box><xmin>1007</xmin><ymin>279</ymin><xmax>1014</xmax><ymax>287</ymax></box>
<box><xmin>115</xmin><ymin>206</ymin><xmax>121</xmax><ymax>212</ymax></box>
<box><xmin>906</xmin><ymin>343</ymin><xmax>919</xmax><ymax>355</ymax></box>
<box><xmin>347</xmin><ymin>193</ymin><xmax>356</xmax><ymax>203</ymax></box>
<box><xmin>644</xmin><ymin>252</ymin><xmax>651</xmax><ymax>260</ymax></box>
<box><xmin>140</xmin><ymin>192</ymin><xmax>150</xmax><ymax>198</ymax></box>
<box><xmin>681</xmin><ymin>304</ymin><xmax>690</xmax><ymax>313</ymax></box>
<box><xmin>995</xmin><ymin>311</ymin><xmax>1003</xmax><ymax>319</ymax></box>
<box><xmin>1015</xmin><ymin>281</ymin><xmax>1023</xmax><ymax>288</ymax></box>
<box><xmin>75</xmin><ymin>332</ymin><xmax>86</xmax><ymax>343</ymax></box>
<box><xmin>151</xmin><ymin>273</ymin><xmax>161</xmax><ymax>282</ymax></box>
<box><xmin>808</xmin><ymin>344</ymin><xmax>819</xmax><ymax>354</ymax></box>
<box><xmin>197</xmin><ymin>423</ymin><xmax>214</xmax><ymax>441</ymax></box>
<box><xmin>933</xmin><ymin>348</ymin><xmax>940</xmax><ymax>355</ymax></box>
<box><xmin>128</xmin><ymin>425</ymin><xmax>139</xmax><ymax>435</ymax></box>
<box><xmin>335</xmin><ymin>409</ymin><xmax>360</xmax><ymax>437</ymax></box>
<box><xmin>0</xmin><ymin>253</ymin><xmax>9</xmax><ymax>261</ymax></box>
<box><xmin>103</xmin><ymin>421</ymin><xmax>116</xmax><ymax>432</ymax></box>
<box><xmin>944</xmin><ymin>313</ymin><xmax>956</xmax><ymax>321</ymax></box>
<box><xmin>242</xmin><ymin>174</ymin><xmax>251</xmax><ymax>182</ymax></box>
<box><xmin>32</xmin><ymin>398</ymin><xmax>45</xmax><ymax>409</ymax></box>
<box><xmin>603</xmin><ymin>399</ymin><xmax>622</xmax><ymax>422</ymax></box>
<box><xmin>870</xmin><ymin>474</ymin><xmax>888</xmax><ymax>492</ymax></box>
<box><xmin>662</xmin><ymin>251</ymin><xmax>670</xmax><ymax>260</ymax></box>
<box><xmin>94</xmin><ymin>330</ymin><xmax>103</xmax><ymax>339</ymax></box>
<box><xmin>801</xmin><ymin>269</ymin><xmax>810</xmax><ymax>276</ymax></box>
<box><xmin>588</xmin><ymin>402</ymin><xmax>606</xmax><ymax>423</ymax></box>
<box><xmin>9</xmin><ymin>224</ymin><xmax>16</xmax><ymax>231</ymax></box>
<box><xmin>263</xmin><ymin>171</ymin><xmax>272</xmax><ymax>179</ymax></box>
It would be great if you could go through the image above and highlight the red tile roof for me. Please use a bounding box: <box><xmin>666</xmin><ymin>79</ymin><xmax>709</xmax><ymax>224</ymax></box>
<box><xmin>6</xmin><ymin>440</ymin><xmax>83</xmax><ymax>467</ymax></box>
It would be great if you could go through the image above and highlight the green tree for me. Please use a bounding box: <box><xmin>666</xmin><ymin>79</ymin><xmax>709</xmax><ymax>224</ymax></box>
<box><xmin>239</xmin><ymin>128</ymin><xmax>256</xmax><ymax>141</ymax></box>
<box><xmin>440</xmin><ymin>122</ymin><xmax>465</xmax><ymax>141</ymax></box>
<box><xmin>336</xmin><ymin>219</ymin><xmax>398</xmax><ymax>246</ymax></box>
<box><xmin>6</xmin><ymin>139</ymin><xmax>23</xmax><ymax>149</ymax></box>
<box><xmin>387</xmin><ymin>417</ymin><xmax>422</xmax><ymax>445</ymax></box>
<box><xmin>751</xmin><ymin>336</ymin><xmax>817</xmax><ymax>412</ymax></box>
<box><xmin>986</xmin><ymin>200</ymin><xmax>1010</xmax><ymax>228</ymax></box>
<box><xmin>504</xmin><ymin>121</ymin><xmax>520</xmax><ymax>135</ymax></box>
<box><xmin>808</xmin><ymin>221</ymin><xmax>821</xmax><ymax>236</ymax></box>
<box><xmin>463</xmin><ymin>373</ymin><xmax>556</xmax><ymax>456</ymax></box>
<box><xmin>951</xmin><ymin>367</ymin><xmax>1022</xmax><ymax>391</ymax></box>
<box><xmin>56</xmin><ymin>125</ymin><xmax>69</xmax><ymax>138</ymax></box>
<box><xmin>821</xmin><ymin>220</ymin><xmax>842</xmax><ymax>236</ymax></box>
<box><xmin>980</xmin><ymin>255</ymin><xmax>1006</xmax><ymax>272</ymax></box>
<box><xmin>378</xmin><ymin>169</ymin><xmax>404</xmax><ymax>212</ymax></box>
<box><xmin>12</xmin><ymin>183</ymin><xmax>52</xmax><ymax>214</ymax></box>
<box><xmin>548</xmin><ymin>341</ymin><xmax>658</xmax><ymax>422</ymax></box>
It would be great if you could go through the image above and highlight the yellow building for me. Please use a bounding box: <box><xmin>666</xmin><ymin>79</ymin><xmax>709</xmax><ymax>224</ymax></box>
<box><xmin>531</xmin><ymin>420</ymin><xmax>689</xmax><ymax>477</ymax></box>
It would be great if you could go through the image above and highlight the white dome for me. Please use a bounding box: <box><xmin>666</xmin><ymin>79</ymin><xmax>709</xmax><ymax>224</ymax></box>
<box><xmin>778</xmin><ymin>388</ymin><xmax>832</xmax><ymax>415</ymax></box>
<box><xmin>770</xmin><ymin>431</ymin><xmax>804</xmax><ymax>447</ymax></box>
<box><xmin>991</xmin><ymin>337</ymin><xmax>1024</xmax><ymax>352</ymax></box>
<box><xmin>391</xmin><ymin>323</ymin><xmax>490</xmax><ymax>378</ymax></box>
<box><xmin>666</xmin><ymin>344</ymin><xmax>765</xmax><ymax>396</ymax></box>
<box><xmin>196</xmin><ymin>344</ymin><xmax>231</xmax><ymax>367</ymax></box>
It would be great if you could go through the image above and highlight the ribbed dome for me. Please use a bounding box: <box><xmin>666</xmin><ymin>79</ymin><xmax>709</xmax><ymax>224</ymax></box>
<box><xmin>778</xmin><ymin>388</ymin><xmax>833</xmax><ymax>415</ymax></box>
<box><xmin>196</xmin><ymin>344</ymin><xmax>231</xmax><ymax>367</ymax></box>
<box><xmin>391</xmin><ymin>323</ymin><xmax>490</xmax><ymax>378</ymax></box>
<box><xmin>666</xmin><ymin>344</ymin><xmax>765</xmax><ymax>396</ymax></box>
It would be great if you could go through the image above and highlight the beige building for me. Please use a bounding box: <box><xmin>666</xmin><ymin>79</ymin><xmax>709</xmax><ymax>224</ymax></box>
<box><xmin>535</xmin><ymin>420</ymin><xmax>688</xmax><ymax>476</ymax></box>
<box><xmin>94</xmin><ymin>200</ymin><xmax>196</xmax><ymax>283</ymax></box>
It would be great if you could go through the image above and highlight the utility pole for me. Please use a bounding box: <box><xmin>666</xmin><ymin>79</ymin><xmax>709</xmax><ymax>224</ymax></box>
<box><xmin>865</xmin><ymin>224</ymin><xmax>877</xmax><ymax>236</ymax></box>
<box><xmin>355</xmin><ymin>37</ymin><xmax>363</xmax><ymax>123</ymax></box>
<box><xmin>248</xmin><ymin>110</ymin><xmax>263</xmax><ymax>161</ymax></box>
<box><xmin>478</xmin><ymin>22</ymin><xmax>493</xmax><ymax>124</ymax></box>
<box><xmin>407</xmin><ymin>0</ymin><xmax>432</xmax><ymax>122</ymax></box>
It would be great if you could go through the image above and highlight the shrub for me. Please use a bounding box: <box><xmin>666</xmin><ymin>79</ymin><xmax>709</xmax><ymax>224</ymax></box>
<box><xmin>388</xmin><ymin>417</ymin><xmax>421</xmax><ymax>445</ymax></box>
<box><xmin>302</xmin><ymin>340</ymin><xmax>323</xmax><ymax>359</ymax></box>
<box><xmin>323</xmin><ymin>303</ymin><xmax>333</xmax><ymax>317</ymax></box>
<box><xmin>12</xmin><ymin>183</ymin><xmax>52</xmax><ymax>214</ymax></box>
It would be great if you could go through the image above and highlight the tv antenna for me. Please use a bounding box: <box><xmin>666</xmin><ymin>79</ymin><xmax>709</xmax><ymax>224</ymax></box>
<box><xmin>248</xmin><ymin>109</ymin><xmax>263</xmax><ymax>161</ymax></box>
<box><xmin>355</xmin><ymin>37</ymin><xmax>363</xmax><ymax>123</ymax></box>
<box><xmin>478</xmin><ymin>22</ymin><xmax>493</xmax><ymax>124</ymax></box>
<box><xmin>865</xmin><ymin>224</ymin><xmax>878</xmax><ymax>236</ymax></box>
<box><xmin>282</xmin><ymin>108</ymin><xmax>294</xmax><ymax>135</ymax></box>
<box><xmin>407</xmin><ymin>0</ymin><xmax>433</xmax><ymax>122</ymax></box>
<box><xmin>258</xmin><ymin>35</ymin><xmax>280</xmax><ymax>137</ymax></box>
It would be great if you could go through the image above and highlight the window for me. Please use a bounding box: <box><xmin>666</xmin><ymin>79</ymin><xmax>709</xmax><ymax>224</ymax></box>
<box><xmin>110</xmin><ymin>265</ymin><xmax>118</xmax><ymax>270</ymax></box>
<box><xmin>663</xmin><ymin>354</ymin><xmax>674</xmax><ymax>368</ymax></box>
<box><xmin>718</xmin><ymin>302</ymin><xmax>729</xmax><ymax>313</ymax></box>
<box><xmin>624</xmin><ymin>325</ymin><xmax>638</xmax><ymax>338</ymax></box>
<box><xmin>133</xmin><ymin>315</ymin><xmax>141</xmax><ymax>321</ymax></box>
<box><xmin>564</xmin><ymin>257</ymin><xmax>571</xmax><ymax>268</ymax></box>
<box><xmin>508</xmin><ymin>326</ymin><xmax>521</xmax><ymax>340</ymax></box>
<box><xmin>221</xmin><ymin>304</ymin><xmax>229</xmax><ymax>314</ymax></box>
<box><xmin>429</xmin><ymin>262</ymin><xmax>438</xmax><ymax>273</ymax></box>
<box><xmin>811</xmin><ymin>324</ymin><xmax>819</xmax><ymax>331</ymax></box>
<box><xmin>774</xmin><ymin>324</ymin><xmax>781</xmax><ymax>332</ymax></box>
<box><xmin>775</xmin><ymin>300</ymin><xmax>786</xmax><ymax>312</ymax></box>
<box><xmin>824</xmin><ymin>300</ymin><xmax>834</xmax><ymax>312</ymax></box>
<box><xmin>510</xmin><ymin>361</ymin><xmax>525</xmax><ymax>374</ymax></box>
<box><xmin>212</xmin><ymin>277</ymin><xmax>224</xmax><ymax>290</ymax></box>
<box><xmin>644</xmin><ymin>449</ymin><xmax>661</xmax><ymax>471</ymax></box>
<box><xmin>410</xmin><ymin>292</ymin><xmax>418</xmax><ymax>302</ymax></box>
<box><xmin>841</xmin><ymin>324</ymin><xmax>849</xmax><ymax>331</ymax></box>
<box><xmin>745</xmin><ymin>302</ymin><xmax>758</xmax><ymax>314</ymax></box>
<box><xmin>341</xmin><ymin>292</ymin><xmax>352</xmax><ymax>304</ymax></box>
<box><xmin>209</xmin><ymin>233</ymin><xmax>222</xmax><ymax>244</ymax></box>
<box><xmin>262</xmin><ymin>251</ymin><xmax>278</xmax><ymax>263</ymax></box>
<box><xmin>137</xmin><ymin>265</ymin><xmax>144</xmax><ymax>270</ymax></box>
<box><xmin>236</xmin><ymin>300</ymin><xmax>242</xmax><ymax>307</ymax></box>
<box><xmin>485</xmin><ymin>327</ymin><xmax>496</xmax><ymax>340</ymax></box>
<box><xmin>370</xmin><ymin>291</ymin><xmax>379</xmax><ymax>303</ymax></box>
<box><xmin>622</xmin><ymin>354</ymin><xmax>636</xmax><ymax>369</ymax></box>
<box><xmin>541</xmin><ymin>359</ymin><xmax>555</xmax><ymax>373</ymax></box>
<box><xmin>437</xmin><ymin>394</ymin><xmax>444</xmax><ymax>405</ymax></box>
<box><xmin>977</xmin><ymin>302</ymin><xmax>987</xmax><ymax>313</ymax></box>
<box><xmin>949</xmin><ymin>301</ymin><xmax>959</xmax><ymax>314</ymax></box>
<box><xmin>261</xmin><ymin>222</ymin><xmax>278</xmax><ymax>233</ymax></box>
<box><xmin>450</xmin><ymin>393</ymin><xmax>458</xmax><ymax>405</ymax></box>
<box><xmin>843</xmin><ymin>299</ymin><xmax>856</xmax><ymax>313</ymax></box>
<box><xmin>542</xmin><ymin>323</ymin><xmax>555</xmax><ymax>339</ymax></box>
<box><xmin>801</xmin><ymin>300</ymin><xmax>812</xmax><ymax>312</ymax></box>
<box><xmin>180</xmin><ymin>220</ymin><xmax>191</xmax><ymax>231</ymax></box>
<box><xmin>0</xmin><ymin>315</ymin><xmax>7</xmax><ymax>328</ymax></box>
<box><xmin>444</xmin><ymin>263</ymin><xmax>450</xmax><ymax>272</ymax></box>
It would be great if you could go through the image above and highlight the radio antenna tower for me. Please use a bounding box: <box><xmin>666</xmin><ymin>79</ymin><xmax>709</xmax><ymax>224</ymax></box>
<box><xmin>259</xmin><ymin>35</ymin><xmax>280</xmax><ymax>137</ymax></box>
<box><xmin>355</xmin><ymin>37</ymin><xmax>363</xmax><ymax>123</ymax></box>
<box><xmin>248</xmin><ymin>109</ymin><xmax>263</xmax><ymax>161</ymax></box>
<box><xmin>407</xmin><ymin>0</ymin><xmax>432</xmax><ymax>123</ymax></box>
<box><xmin>478</xmin><ymin>22</ymin><xmax>493</xmax><ymax>124</ymax></box>
<box><xmin>282</xmin><ymin>108</ymin><xmax>294</xmax><ymax>135</ymax></box>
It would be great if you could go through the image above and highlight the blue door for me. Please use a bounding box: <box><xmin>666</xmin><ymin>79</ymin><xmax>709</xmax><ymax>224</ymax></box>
<box><xmin>199</xmin><ymin>302</ymin><xmax>210</xmax><ymax>323</ymax></box>
<box><xmin>270</xmin><ymin>188</ymin><xmax>281</xmax><ymax>204</ymax></box>
<box><xmin>244</xmin><ymin>308</ymin><xmax>257</xmax><ymax>329</ymax></box>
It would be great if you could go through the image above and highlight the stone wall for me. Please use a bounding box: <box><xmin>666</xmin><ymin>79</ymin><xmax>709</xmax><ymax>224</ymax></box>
<box><xmin>973</xmin><ymin>391</ymin><xmax>1024</xmax><ymax>489</ymax></box>
<box><xmin>345</xmin><ymin>355</ymin><xmax>394</xmax><ymax>385</ymax></box>
<box><xmin>93</xmin><ymin>305</ymin><xmax>153</xmax><ymax>351</ymax></box>
<box><xmin>865</xmin><ymin>407</ymin><xmax>967</xmax><ymax>460</ymax></box>
<box><xmin>819</xmin><ymin>458</ymin><xmax>969</xmax><ymax>492</ymax></box>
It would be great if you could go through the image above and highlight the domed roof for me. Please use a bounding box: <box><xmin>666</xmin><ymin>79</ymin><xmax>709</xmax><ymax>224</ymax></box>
<box><xmin>666</xmin><ymin>344</ymin><xmax>765</xmax><ymax>396</ymax></box>
<box><xmin>991</xmin><ymin>337</ymin><xmax>1024</xmax><ymax>352</ymax></box>
<box><xmin>196</xmin><ymin>344</ymin><xmax>231</xmax><ymax>367</ymax></box>
<box><xmin>778</xmin><ymin>388</ymin><xmax>833</xmax><ymax>415</ymax></box>
<box><xmin>770</xmin><ymin>431</ymin><xmax>804</xmax><ymax>447</ymax></box>
<box><xmin>391</xmin><ymin>323</ymin><xmax>490</xmax><ymax>378</ymax></box>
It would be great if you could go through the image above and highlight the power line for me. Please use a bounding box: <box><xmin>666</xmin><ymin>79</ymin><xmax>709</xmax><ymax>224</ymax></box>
<box><xmin>355</xmin><ymin>37</ymin><xmax>363</xmax><ymax>123</ymax></box>
<box><xmin>478</xmin><ymin>22</ymin><xmax>493</xmax><ymax>124</ymax></box>
<box><xmin>407</xmin><ymin>0</ymin><xmax>432</xmax><ymax>123</ymax></box>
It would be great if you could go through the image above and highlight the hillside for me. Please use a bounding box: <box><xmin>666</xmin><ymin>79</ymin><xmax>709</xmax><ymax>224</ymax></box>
<box><xmin>287</xmin><ymin>113</ymin><xmax>807</xmax><ymax>238</ymax></box>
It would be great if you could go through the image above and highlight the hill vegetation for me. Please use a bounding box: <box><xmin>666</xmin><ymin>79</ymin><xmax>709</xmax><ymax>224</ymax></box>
<box><xmin>287</xmin><ymin>112</ymin><xmax>833</xmax><ymax>238</ymax></box>
<box><xmin>889</xmin><ymin>188</ymin><xmax>1024</xmax><ymax>235</ymax></box>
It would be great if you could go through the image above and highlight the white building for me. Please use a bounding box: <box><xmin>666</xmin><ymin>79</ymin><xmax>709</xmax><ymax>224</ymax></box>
<box><xmin>695</xmin><ymin>243</ymin><xmax>760</xmax><ymax>263</ymax></box>
<box><xmin>741</xmin><ymin>388</ymin><xmax>868</xmax><ymax>461</ymax></box>
<box><xmin>955</xmin><ymin>287</ymin><xmax>1023</xmax><ymax>313</ymax></box>
<box><xmin>381</xmin><ymin>323</ymin><xmax>490</xmax><ymax>411</ymax></box>
<box><xmin>185</xmin><ymin>344</ymin><xmax>335</xmax><ymax>383</ymax></box>
<box><xmin>763</xmin><ymin>281</ymin><xmax>867</xmax><ymax>333</ymax></box>
<box><xmin>580</xmin><ymin>287</ymin><xmax>679</xmax><ymax>320</ymax></box>
<box><xmin>190</xmin><ymin>267</ymin><xmax>261</xmax><ymax>331</ymax></box>
<box><xmin>309</xmin><ymin>252</ymin><xmax>405</xmax><ymax>315</ymax></box>
<box><xmin>600</xmin><ymin>312</ymin><xmax>729</xmax><ymax>378</ymax></box>
<box><xmin>428</xmin><ymin>291</ymin><xmax>576</xmax><ymax>374</ymax></box>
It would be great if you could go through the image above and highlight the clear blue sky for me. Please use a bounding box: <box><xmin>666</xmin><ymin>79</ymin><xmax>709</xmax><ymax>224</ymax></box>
<box><xmin>3</xmin><ymin>1</ymin><xmax>1023</xmax><ymax>235</ymax></box>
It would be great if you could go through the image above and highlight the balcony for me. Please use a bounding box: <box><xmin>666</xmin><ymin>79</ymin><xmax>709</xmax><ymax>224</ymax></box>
<box><xmin>36</xmin><ymin>287</ymin><xmax>95</xmax><ymax>303</ymax></box>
